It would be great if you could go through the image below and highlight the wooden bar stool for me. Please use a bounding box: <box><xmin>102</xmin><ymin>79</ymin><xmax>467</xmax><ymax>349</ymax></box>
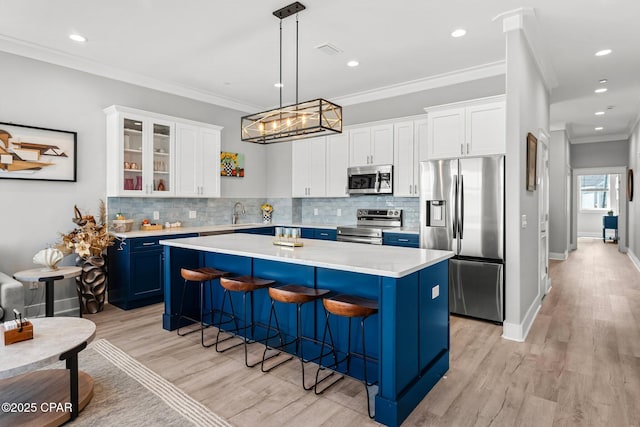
<box><xmin>314</xmin><ymin>294</ymin><xmax>379</xmax><ymax>418</ymax></box>
<box><xmin>176</xmin><ymin>267</ymin><xmax>229</xmax><ymax>348</ymax></box>
<box><xmin>261</xmin><ymin>284</ymin><xmax>338</xmax><ymax>390</ymax></box>
<box><xmin>216</xmin><ymin>275</ymin><xmax>284</xmax><ymax>368</ymax></box>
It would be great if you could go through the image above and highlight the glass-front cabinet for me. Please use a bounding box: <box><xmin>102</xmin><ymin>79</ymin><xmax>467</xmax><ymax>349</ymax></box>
<box><xmin>105</xmin><ymin>106</ymin><xmax>175</xmax><ymax>197</ymax></box>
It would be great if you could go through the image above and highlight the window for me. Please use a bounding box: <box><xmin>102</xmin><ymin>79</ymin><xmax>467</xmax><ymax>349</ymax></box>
<box><xmin>580</xmin><ymin>175</ymin><xmax>609</xmax><ymax>210</ymax></box>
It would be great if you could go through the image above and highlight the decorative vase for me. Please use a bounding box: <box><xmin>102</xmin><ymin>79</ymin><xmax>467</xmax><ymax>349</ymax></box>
<box><xmin>33</xmin><ymin>248</ymin><xmax>64</xmax><ymax>270</ymax></box>
<box><xmin>76</xmin><ymin>255</ymin><xmax>107</xmax><ymax>314</ymax></box>
<box><xmin>135</xmin><ymin>176</ymin><xmax>143</xmax><ymax>190</ymax></box>
<box><xmin>262</xmin><ymin>210</ymin><xmax>272</xmax><ymax>224</ymax></box>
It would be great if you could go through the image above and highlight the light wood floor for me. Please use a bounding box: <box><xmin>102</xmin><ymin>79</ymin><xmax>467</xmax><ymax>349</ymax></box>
<box><xmin>86</xmin><ymin>238</ymin><xmax>640</xmax><ymax>426</ymax></box>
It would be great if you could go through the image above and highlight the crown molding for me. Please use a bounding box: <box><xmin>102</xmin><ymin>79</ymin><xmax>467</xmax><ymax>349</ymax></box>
<box><xmin>570</xmin><ymin>133</ymin><xmax>629</xmax><ymax>144</ymax></box>
<box><xmin>0</xmin><ymin>34</ymin><xmax>262</xmax><ymax>113</ymax></box>
<box><xmin>332</xmin><ymin>61</ymin><xmax>505</xmax><ymax>107</ymax></box>
<box><xmin>494</xmin><ymin>7</ymin><xmax>558</xmax><ymax>91</ymax></box>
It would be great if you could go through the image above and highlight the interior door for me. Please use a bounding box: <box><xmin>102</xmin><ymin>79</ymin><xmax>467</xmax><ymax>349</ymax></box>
<box><xmin>538</xmin><ymin>137</ymin><xmax>550</xmax><ymax>297</ymax></box>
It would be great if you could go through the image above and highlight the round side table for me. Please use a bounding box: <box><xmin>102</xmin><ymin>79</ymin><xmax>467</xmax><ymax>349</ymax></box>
<box><xmin>14</xmin><ymin>266</ymin><xmax>82</xmax><ymax>317</ymax></box>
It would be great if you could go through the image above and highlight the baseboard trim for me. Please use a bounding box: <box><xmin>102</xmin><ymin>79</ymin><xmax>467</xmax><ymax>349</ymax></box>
<box><xmin>627</xmin><ymin>250</ymin><xmax>640</xmax><ymax>272</ymax></box>
<box><xmin>502</xmin><ymin>298</ymin><xmax>541</xmax><ymax>342</ymax></box>
<box><xmin>25</xmin><ymin>296</ymin><xmax>79</xmax><ymax>317</ymax></box>
<box><xmin>549</xmin><ymin>251</ymin><xmax>568</xmax><ymax>260</ymax></box>
<box><xmin>577</xmin><ymin>232</ymin><xmax>601</xmax><ymax>238</ymax></box>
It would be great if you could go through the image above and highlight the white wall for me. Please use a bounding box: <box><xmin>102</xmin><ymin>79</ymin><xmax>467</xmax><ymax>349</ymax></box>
<box><xmin>571</xmin><ymin>140</ymin><xmax>629</xmax><ymax>169</ymax></box>
<box><xmin>549</xmin><ymin>130</ymin><xmax>570</xmax><ymax>257</ymax></box>
<box><xmin>503</xmin><ymin>20</ymin><xmax>550</xmax><ymax>341</ymax></box>
<box><xmin>627</xmin><ymin>119</ymin><xmax>640</xmax><ymax>266</ymax></box>
<box><xmin>0</xmin><ymin>51</ymin><xmax>266</xmax><ymax>304</ymax></box>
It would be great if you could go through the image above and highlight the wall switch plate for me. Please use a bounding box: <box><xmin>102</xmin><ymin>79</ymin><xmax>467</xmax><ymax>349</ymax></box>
<box><xmin>432</xmin><ymin>285</ymin><xmax>440</xmax><ymax>299</ymax></box>
<box><xmin>189</xmin><ymin>211</ymin><xmax>197</xmax><ymax>219</ymax></box>
<box><xmin>314</xmin><ymin>208</ymin><xmax>318</xmax><ymax>216</ymax></box>
<box><xmin>521</xmin><ymin>214</ymin><xmax>528</xmax><ymax>228</ymax></box>
<box><xmin>337</xmin><ymin>208</ymin><xmax>342</xmax><ymax>216</ymax></box>
<box><xmin>153</xmin><ymin>211</ymin><xmax>160</xmax><ymax>220</ymax></box>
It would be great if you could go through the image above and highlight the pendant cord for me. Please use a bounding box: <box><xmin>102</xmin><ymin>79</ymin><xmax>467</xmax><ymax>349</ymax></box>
<box><xmin>279</xmin><ymin>19</ymin><xmax>283</xmax><ymax>110</ymax></box>
<box><xmin>296</xmin><ymin>13</ymin><xmax>299</xmax><ymax>105</ymax></box>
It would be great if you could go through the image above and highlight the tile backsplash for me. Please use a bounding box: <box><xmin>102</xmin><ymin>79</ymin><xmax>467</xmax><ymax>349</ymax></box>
<box><xmin>107</xmin><ymin>196</ymin><xmax>419</xmax><ymax>229</ymax></box>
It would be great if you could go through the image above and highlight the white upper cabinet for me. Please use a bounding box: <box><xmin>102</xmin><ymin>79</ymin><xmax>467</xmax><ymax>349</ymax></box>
<box><xmin>349</xmin><ymin>123</ymin><xmax>394</xmax><ymax>166</ymax></box>
<box><xmin>105</xmin><ymin>105</ymin><xmax>222</xmax><ymax>198</ymax></box>
<box><xmin>105</xmin><ymin>106</ymin><xmax>175</xmax><ymax>197</ymax></box>
<box><xmin>292</xmin><ymin>136</ymin><xmax>326</xmax><ymax>197</ymax></box>
<box><xmin>393</xmin><ymin>119</ymin><xmax>427</xmax><ymax>197</ymax></box>
<box><xmin>325</xmin><ymin>133</ymin><xmax>349</xmax><ymax>197</ymax></box>
<box><xmin>175</xmin><ymin>123</ymin><xmax>221</xmax><ymax>198</ymax></box>
<box><xmin>425</xmin><ymin>96</ymin><xmax>505</xmax><ymax>160</ymax></box>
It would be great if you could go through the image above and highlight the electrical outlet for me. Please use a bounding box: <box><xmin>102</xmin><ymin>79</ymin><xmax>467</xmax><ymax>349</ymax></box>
<box><xmin>189</xmin><ymin>211</ymin><xmax>197</xmax><ymax>219</ymax></box>
<box><xmin>314</xmin><ymin>208</ymin><xmax>318</xmax><ymax>216</ymax></box>
<box><xmin>153</xmin><ymin>211</ymin><xmax>160</xmax><ymax>220</ymax></box>
<box><xmin>337</xmin><ymin>208</ymin><xmax>341</xmax><ymax>216</ymax></box>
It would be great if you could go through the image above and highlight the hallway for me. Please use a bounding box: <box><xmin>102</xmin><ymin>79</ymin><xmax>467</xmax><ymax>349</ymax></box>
<box><xmin>405</xmin><ymin>237</ymin><xmax>640</xmax><ymax>426</ymax></box>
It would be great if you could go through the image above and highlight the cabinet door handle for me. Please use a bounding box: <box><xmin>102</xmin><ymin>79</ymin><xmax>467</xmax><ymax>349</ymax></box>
<box><xmin>409</xmin><ymin>184</ymin><xmax>412</xmax><ymax>194</ymax></box>
<box><xmin>466</xmin><ymin>143</ymin><xmax>470</xmax><ymax>155</ymax></box>
<box><xmin>414</xmin><ymin>184</ymin><xmax>418</xmax><ymax>194</ymax></box>
<box><xmin>461</xmin><ymin>144</ymin><xmax>464</xmax><ymax>155</ymax></box>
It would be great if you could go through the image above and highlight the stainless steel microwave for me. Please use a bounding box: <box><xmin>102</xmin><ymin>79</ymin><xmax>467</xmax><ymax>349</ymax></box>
<box><xmin>347</xmin><ymin>164</ymin><xmax>393</xmax><ymax>195</ymax></box>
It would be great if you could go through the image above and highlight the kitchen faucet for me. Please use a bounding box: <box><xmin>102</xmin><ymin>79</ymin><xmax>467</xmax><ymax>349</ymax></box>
<box><xmin>232</xmin><ymin>202</ymin><xmax>245</xmax><ymax>224</ymax></box>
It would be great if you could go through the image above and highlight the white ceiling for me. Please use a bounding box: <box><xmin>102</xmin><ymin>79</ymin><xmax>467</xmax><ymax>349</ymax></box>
<box><xmin>1</xmin><ymin>0</ymin><xmax>638</xmax><ymax>142</ymax></box>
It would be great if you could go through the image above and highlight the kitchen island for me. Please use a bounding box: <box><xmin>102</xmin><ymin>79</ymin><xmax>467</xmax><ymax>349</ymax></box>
<box><xmin>161</xmin><ymin>234</ymin><xmax>453</xmax><ymax>427</ymax></box>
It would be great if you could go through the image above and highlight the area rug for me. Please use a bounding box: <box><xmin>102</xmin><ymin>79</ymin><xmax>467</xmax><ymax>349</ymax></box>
<box><xmin>67</xmin><ymin>338</ymin><xmax>233</xmax><ymax>427</ymax></box>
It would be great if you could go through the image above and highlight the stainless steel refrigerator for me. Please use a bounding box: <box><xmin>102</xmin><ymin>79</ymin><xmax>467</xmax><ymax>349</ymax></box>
<box><xmin>419</xmin><ymin>156</ymin><xmax>504</xmax><ymax>323</ymax></box>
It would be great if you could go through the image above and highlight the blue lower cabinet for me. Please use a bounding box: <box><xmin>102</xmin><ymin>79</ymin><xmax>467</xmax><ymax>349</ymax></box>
<box><xmin>301</xmin><ymin>228</ymin><xmax>315</xmax><ymax>239</ymax></box>
<box><xmin>235</xmin><ymin>226</ymin><xmax>274</xmax><ymax>235</ymax></box>
<box><xmin>313</xmin><ymin>228</ymin><xmax>337</xmax><ymax>240</ymax></box>
<box><xmin>383</xmin><ymin>232</ymin><xmax>419</xmax><ymax>248</ymax></box>
<box><xmin>108</xmin><ymin>233</ymin><xmax>197</xmax><ymax>310</ymax></box>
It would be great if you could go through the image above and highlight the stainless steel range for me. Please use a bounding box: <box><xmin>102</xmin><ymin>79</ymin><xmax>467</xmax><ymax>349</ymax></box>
<box><xmin>337</xmin><ymin>209</ymin><xmax>403</xmax><ymax>245</ymax></box>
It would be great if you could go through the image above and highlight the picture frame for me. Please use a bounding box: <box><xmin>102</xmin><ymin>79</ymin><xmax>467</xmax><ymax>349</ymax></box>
<box><xmin>526</xmin><ymin>132</ymin><xmax>537</xmax><ymax>192</ymax></box>
<box><xmin>0</xmin><ymin>122</ymin><xmax>77</xmax><ymax>182</ymax></box>
<box><xmin>627</xmin><ymin>169</ymin><xmax>634</xmax><ymax>202</ymax></box>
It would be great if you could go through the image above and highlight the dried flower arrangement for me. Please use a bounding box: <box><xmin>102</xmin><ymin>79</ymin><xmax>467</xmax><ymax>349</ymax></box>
<box><xmin>57</xmin><ymin>200</ymin><xmax>115</xmax><ymax>259</ymax></box>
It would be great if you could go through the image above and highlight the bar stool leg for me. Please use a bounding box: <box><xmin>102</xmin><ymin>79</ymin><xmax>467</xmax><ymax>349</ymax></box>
<box><xmin>314</xmin><ymin>309</ymin><xmax>343</xmax><ymax>394</ymax></box>
<box><xmin>261</xmin><ymin>300</ymin><xmax>293</xmax><ymax>372</ymax></box>
<box><xmin>215</xmin><ymin>289</ymin><xmax>243</xmax><ymax>353</ymax></box>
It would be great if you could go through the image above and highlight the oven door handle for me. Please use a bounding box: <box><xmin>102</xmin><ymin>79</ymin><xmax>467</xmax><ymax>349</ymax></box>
<box><xmin>337</xmin><ymin>236</ymin><xmax>382</xmax><ymax>245</ymax></box>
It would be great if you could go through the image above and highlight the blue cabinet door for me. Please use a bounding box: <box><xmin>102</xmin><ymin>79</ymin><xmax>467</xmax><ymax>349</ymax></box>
<box><xmin>383</xmin><ymin>232</ymin><xmax>419</xmax><ymax>248</ymax></box>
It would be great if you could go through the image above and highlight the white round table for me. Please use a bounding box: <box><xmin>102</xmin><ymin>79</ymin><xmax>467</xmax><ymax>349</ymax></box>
<box><xmin>13</xmin><ymin>266</ymin><xmax>82</xmax><ymax>317</ymax></box>
<box><xmin>0</xmin><ymin>317</ymin><xmax>95</xmax><ymax>425</ymax></box>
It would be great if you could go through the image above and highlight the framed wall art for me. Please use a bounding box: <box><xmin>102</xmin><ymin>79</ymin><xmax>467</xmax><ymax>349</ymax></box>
<box><xmin>220</xmin><ymin>151</ymin><xmax>245</xmax><ymax>177</ymax></box>
<box><xmin>526</xmin><ymin>132</ymin><xmax>538</xmax><ymax>192</ymax></box>
<box><xmin>0</xmin><ymin>122</ymin><xmax>77</xmax><ymax>182</ymax></box>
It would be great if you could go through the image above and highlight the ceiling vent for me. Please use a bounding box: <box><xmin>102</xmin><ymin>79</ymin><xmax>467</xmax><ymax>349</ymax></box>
<box><xmin>315</xmin><ymin>43</ymin><xmax>342</xmax><ymax>56</ymax></box>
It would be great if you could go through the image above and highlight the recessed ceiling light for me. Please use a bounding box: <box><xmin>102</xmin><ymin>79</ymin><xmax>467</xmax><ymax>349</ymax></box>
<box><xmin>347</xmin><ymin>60</ymin><xmax>359</xmax><ymax>67</ymax></box>
<box><xmin>595</xmin><ymin>49</ymin><xmax>612</xmax><ymax>56</ymax></box>
<box><xmin>69</xmin><ymin>33</ymin><xmax>87</xmax><ymax>43</ymax></box>
<box><xmin>451</xmin><ymin>29</ymin><xmax>467</xmax><ymax>38</ymax></box>
<box><xmin>274</xmin><ymin>82</ymin><xmax>284</xmax><ymax>88</ymax></box>
<box><xmin>599</xmin><ymin>78</ymin><xmax>608</xmax><ymax>84</ymax></box>
<box><xmin>595</xmin><ymin>111</ymin><xmax>605</xmax><ymax>116</ymax></box>
<box><xmin>595</xmin><ymin>127</ymin><xmax>604</xmax><ymax>131</ymax></box>
<box><xmin>595</xmin><ymin>88</ymin><xmax>608</xmax><ymax>93</ymax></box>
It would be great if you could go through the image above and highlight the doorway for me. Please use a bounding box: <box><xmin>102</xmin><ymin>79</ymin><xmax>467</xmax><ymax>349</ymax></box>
<box><xmin>571</xmin><ymin>167</ymin><xmax>627</xmax><ymax>252</ymax></box>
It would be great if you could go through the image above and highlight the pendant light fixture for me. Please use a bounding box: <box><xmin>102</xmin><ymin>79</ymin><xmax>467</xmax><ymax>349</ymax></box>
<box><xmin>241</xmin><ymin>2</ymin><xmax>342</xmax><ymax>144</ymax></box>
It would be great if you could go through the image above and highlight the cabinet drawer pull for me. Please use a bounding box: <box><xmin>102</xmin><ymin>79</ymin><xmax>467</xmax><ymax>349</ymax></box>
<box><xmin>142</xmin><ymin>242</ymin><xmax>157</xmax><ymax>246</ymax></box>
<box><xmin>319</xmin><ymin>233</ymin><xmax>328</xmax><ymax>236</ymax></box>
<box><xmin>398</xmin><ymin>238</ymin><xmax>409</xmax><ymax>242</ymax></box>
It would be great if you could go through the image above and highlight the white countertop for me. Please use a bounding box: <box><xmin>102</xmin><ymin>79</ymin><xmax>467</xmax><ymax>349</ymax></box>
<box><xmin>161</xmin><ymin>234</ymin><xmax>452</xmax><ymax>278</ymax></box>
<box><xmin>114</xmin><ymin>223</ymin><xmax>419</xmax><ymax>239</ymax></box>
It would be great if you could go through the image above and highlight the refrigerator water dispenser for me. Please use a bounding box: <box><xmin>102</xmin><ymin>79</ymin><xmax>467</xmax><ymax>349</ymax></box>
<box><xmin>426</xmin><ymin>200</ymin><xmax>446</xmax><ymax>227</ymax></box>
